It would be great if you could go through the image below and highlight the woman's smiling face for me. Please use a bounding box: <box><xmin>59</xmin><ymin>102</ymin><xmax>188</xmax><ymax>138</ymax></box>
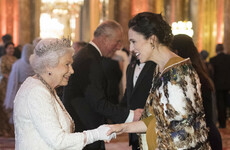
<box><xmin>49</xmin><ymin>51</ymin><xmax>74</xmax><ymax>87</ymax></box>
<box><xmin>128</xmin><ymin>28</ymin><xmax>153</xmax><ymax>63</ymax></box>
<box><xmin>6</xmin><ymin>44</ymin><xmax>15</xmax><ymax>56</ymax></box>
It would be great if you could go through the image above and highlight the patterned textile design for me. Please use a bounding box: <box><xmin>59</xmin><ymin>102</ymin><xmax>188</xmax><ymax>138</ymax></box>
<box><xmin>147</xmin><ymin>59</ymin><xmax>211</xmax><ymax>149</ymax></box>
<box><xmin>0</xmin><ymin>55</ymin><xmax>17</xmax><ymax>136</ymax></box>
<box><xmin>139</xmin><ymin>93</ymin><xmax>154</xmax><ymax>150</ymax></box>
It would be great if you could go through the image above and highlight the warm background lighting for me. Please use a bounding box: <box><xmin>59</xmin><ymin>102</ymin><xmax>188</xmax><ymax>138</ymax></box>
<box><xmin>172</xmin><ymin>21</ymin><xmax>194</xmax><ymax>37</ymax></box>
<box><xmin>40</xmin><ymin>0</ymin><xmax>84</xmax><ymax>39</ymax></box>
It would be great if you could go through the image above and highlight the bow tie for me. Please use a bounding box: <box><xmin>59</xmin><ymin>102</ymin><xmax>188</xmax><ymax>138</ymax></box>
<box><xmin>136</xmin><ymin>59</ymin><xmax>140</xmax><ymax>66</ymax></box>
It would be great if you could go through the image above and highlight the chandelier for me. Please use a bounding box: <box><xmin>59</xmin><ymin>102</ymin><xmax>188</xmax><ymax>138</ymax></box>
<box><xmin>172</xmin><ymin>21</ymin><xmax>194</xmax><ymax>37</ymax></box>
<box><xmin>40</xmin><ymin>0</ymin><xmax>84</xmax><ymax>39</ymax></box>
<box><xmin>41</xmin><ymin>0</ymin><xmax>84</xmax><ymax>17</ymax></box>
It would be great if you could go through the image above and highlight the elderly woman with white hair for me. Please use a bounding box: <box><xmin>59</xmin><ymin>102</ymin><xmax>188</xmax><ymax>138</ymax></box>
<box><xmin>13</xmin><ymin>38</ymin><xmax>115</xmax><ymax>150</ymax></box>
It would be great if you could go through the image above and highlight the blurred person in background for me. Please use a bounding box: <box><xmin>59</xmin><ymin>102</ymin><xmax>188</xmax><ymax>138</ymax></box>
<box><xmin>114</xmin><ymin>48</ymin><xmax>130</xmax><ymax>96</ymax></box>
<box><xmin>200</xmin><ymin>50</ymin><xmax>214</xmax><ymax>79</ymax></box>
<box><xmin>72</xmin><ymin>41</ymin><xmax>87</xmax><ymax>54</ymax></box>
<box><xmin>210</xmin><ymin>44</ymin><xmax>230</xmax><ymax>129</ymax></box>
<box><xmin>0</xmin><ymin>34</ymin><xmax>13</xmax><ymax>57</ymax></box>
<box><xmin>0</xmin><ymin>41</ymin><xmax>17</xmax><ymax>136</ymax></box>
<box><xmin>0</xmin><ymin>34</ymin><xmax>13</xmax><ymax>83</ymax></box>
<box><xmin>4</xmin><ymin>44</ymin><xmax>35</xmax><ymax>124</ymax></box>
<box><xmin>172</xmin><ymin>34</ymin><xmax>222</xmax><ymax>150</ymax></box>
<box><xmin>13</xmin><ymin>45</ymin><xmax>22</xmax><ymax>59</ymax></box>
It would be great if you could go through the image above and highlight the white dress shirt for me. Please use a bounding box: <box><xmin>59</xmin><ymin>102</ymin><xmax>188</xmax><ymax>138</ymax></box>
<box><xmin>133</xmin><ymin>63</ymin><xmax>146</xmax><ymax>87</ymax></box>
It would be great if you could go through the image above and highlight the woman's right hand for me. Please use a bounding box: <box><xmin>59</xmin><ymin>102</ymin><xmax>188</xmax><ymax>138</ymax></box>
<box><xmin>83</xmin><ymin>124</ymin><xmax>116</xmax><ymax>145</ymax></box>
<box><xmin>107</xmin><ymin>121</ymin><xmax>147</xmax><ymax>137</ymax></box>
<box><xmin>107</xmin><ymin>124</ymin><xmax>126</xmax><ymax>136</ymax></box>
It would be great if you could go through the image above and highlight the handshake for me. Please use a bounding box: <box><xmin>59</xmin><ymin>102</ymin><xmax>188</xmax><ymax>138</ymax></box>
<box><xmin>84</xmin><ymin>125</ymin><xmax>116</xmax><ymax>145</ymax></box>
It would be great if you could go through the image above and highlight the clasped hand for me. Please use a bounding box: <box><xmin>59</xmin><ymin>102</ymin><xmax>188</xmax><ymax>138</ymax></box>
<box><xmin>84</xmin><ymin>125</ymin><xmax>116</xmax><ymax>145</ymax></box>
<box><xmin>97</xmin><ymin>125</ymin><xmax>116</xmax><ymax>142</ymax></box>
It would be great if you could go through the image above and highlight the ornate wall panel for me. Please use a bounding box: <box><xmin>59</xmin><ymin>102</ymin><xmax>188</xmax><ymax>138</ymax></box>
<box><xmin>80</xmin><ymin>0</ymin><xmax>90</xmax><ymax>42</ymax></box>
<box><xmin>217</xmin><ymin>0</ymin><xmax>224</xmax><ymax>44</ymax></box>
<box><xmin>200</xmin><ymin>0</ymin><xmax>216</xmax><ymax>56</ymax></box>
<box><xmin>18</xmin><ymin>0</ymin><xmax>31</xmax><ymax>45</ymax></box>
<box><xmin>115</xmin><ymin>0</ymin><xmax>131</xmax><ymax>49</ymax></box>
<box><xmin>131</xmin><ymin>0</ymin><xmax>148</xmax><ymax>17</ymax></box>
<box><xmin>0</xmin><ymin>0</ymin><xmax>19</xmax><ymax>45</ymax></box>
<box><xmin>224</xmin><ymin>0</ymin><xmax>230</xmax><ymax>54</ymax></box>
<box><xmin>0</xmin><ymin>0</ymin><xmax>40</xmax><ymax>45</ymax></box>
<box><xmin>149</xmin><ymin>0</ymin><xmax>164</xmax><ymax>14</ymax></box>
<box><xmin>31</xmin><ymin>0</ymin><xmax>41</xmax><ymax>42</ymax></box>
<box><xmin>189</xmin><ymin>0</ymin><xmax>218</xmax><ymax>57</ymax></box>
<box><xmin>189</xmin><ymin>0</ymin><xmax>199</xmax><ymax>48</ymax></box>
<box><xmin>115</xmin><ymin>0</ymin><xmax>165</xmax><ymax>49</ymax></box>
<box><xmin>90</xmin><ymin>0</ymin><xmax>100</xmax><ymax>40</ymax></box>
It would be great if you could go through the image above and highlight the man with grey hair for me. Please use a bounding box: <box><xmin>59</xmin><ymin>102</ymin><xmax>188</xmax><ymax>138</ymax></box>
<box><xmin>63</xmin><ymin>20</ymin><xmax>143</xmax><ymax>150</ymax></box>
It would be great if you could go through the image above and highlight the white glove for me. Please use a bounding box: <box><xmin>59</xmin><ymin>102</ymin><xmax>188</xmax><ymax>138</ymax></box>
<box><xmin>84</xmin><ymin>125</ymin><xmax>116</xmax><ymax>145</ymax></box>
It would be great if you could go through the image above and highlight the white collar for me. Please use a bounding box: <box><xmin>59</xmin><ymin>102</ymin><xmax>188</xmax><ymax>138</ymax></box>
<box><xmin>89</xmin><ymin>41</ymin><xmax>102</xmax><ymax>56</ymax></box>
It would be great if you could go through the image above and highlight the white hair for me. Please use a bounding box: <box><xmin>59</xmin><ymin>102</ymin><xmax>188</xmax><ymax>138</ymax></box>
<box><xmin>30</xmin><ymin>38</ymin><xmax>74</xmax><ymax>74</ymax></box>
<box><xmin>93</xmin><ymin>20</ymin><xmax>123</xmax><ymax>38</ymax></box>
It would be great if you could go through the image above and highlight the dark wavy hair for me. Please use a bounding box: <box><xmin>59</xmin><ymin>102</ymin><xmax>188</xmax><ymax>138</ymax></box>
<box><xmin>4</xmin><ymin>41</ymin><xmax>14</xmax><ymax>49</ymax></box>
<box><xmin>171</xmin><ymin>34</ymin><xmax>214</xmax><ymax>91</ymax></box>
<box><xmin>2</xmin><ymin>34</ymin><xmax>12</xmax><ymax>44</ymax></box>
<box><xmin>128</xmin><ymin>12</ymin><xmax>173</xmax><ymax>47</ymax></box>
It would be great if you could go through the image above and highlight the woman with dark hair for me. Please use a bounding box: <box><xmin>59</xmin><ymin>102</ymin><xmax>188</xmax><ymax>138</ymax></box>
<box><xmin>0</xmin><ymin>42</ymin><xmax>17</xmax><ymax>136</ymax></box>
<box><xmin>0</xmin><ymin>42</ymin><xmax>17</xmax><ymax>99</ymax></box>
<box><xmin>171</xmin><ymin>34</ymin><xmax>222</xmax><ymax>150</ymax></box>
<box><xmin>4</xmin><ymin>44</ymin><xmax>35</xmax><ymax>124</ymax></box>
<box><xmin>107</xmin><ymin>12</ymin><xmax>211</xmax><ymax>149</ymax></box>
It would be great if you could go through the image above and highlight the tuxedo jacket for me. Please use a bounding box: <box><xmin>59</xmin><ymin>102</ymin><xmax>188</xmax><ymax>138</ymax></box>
<box><xmin>120</xmin><ymin>60</ymin><xmax>156</xmax><ymax>147</ymax></box>
<box><xmin>101</xmin><ymin>57</ymin><xmax>122</xmax><ymax>105</ymax></box>
<box><xmin>63</xmin><ymin>44</ymin><xmax>129</xmax><ymax>150</ymax></box>
<box><xmin>210</xmin><ymin>53</ymin><xmax>230</xmax><ymax>90</ymax></box>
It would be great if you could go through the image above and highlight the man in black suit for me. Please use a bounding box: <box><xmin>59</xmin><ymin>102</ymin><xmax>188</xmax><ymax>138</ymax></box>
<box><xmin>63</xmin><ymin>20</ymin><xmax>143</xmax><ymax>150</ymax></box>
<box><xmin>120</xmin><ymin>59</ymin><xmax>156</xmax><ymax>150</ymax></box>
<box><xmin>210</xmin><ymin>44</ymin><xmax>230</xmax><ymax>128</ymax></box>
<box><xmin>102</xmin><ymin>57</ymin><xmax>122</xmax><ymax>105</ymax></box>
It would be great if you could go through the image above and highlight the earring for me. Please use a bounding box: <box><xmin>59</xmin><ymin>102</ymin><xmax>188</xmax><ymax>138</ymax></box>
<box><xmin>48</xmin><ymin>72</ymin><xmax>52</xmax><ymax>76</ymax></box>
<box><xmin>151</xmin><ymin>43</ymin><xmax>155</xmax><ymax>50</ymax></box>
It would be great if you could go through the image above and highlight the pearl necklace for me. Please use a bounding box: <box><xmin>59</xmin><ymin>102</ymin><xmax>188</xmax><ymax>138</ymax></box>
<box><xmin>36</xmin><ymin>74</ymin><xmax>75</xmax><ymax>132</ymax></box>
